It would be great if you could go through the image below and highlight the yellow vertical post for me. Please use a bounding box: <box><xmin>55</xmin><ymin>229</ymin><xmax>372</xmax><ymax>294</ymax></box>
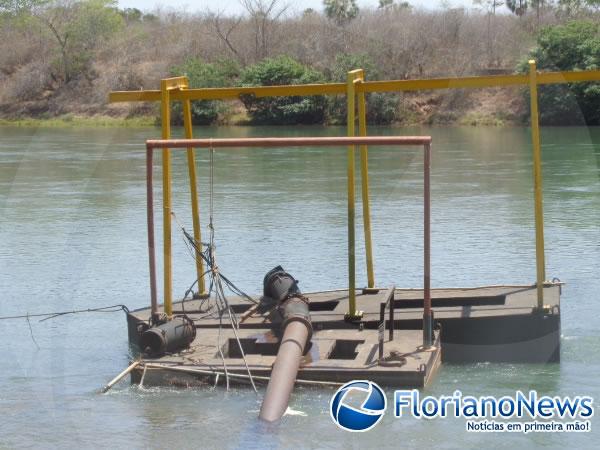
<box><xmin>528</xmin><ymin>60</ymin><xmax>546</xmax><ymax>309</ymax></box>
<box><xmin>345</xmin><ymin>70</ymin><xmax>361</xmax><ymax>320</ymax></box>
<box><xmin>182</xmin><ymin>81</ymin><xmax>206</xmax><ymax>296</ymax></box>
<box><xmin>356</xmin><ymin>73</ymin><xmax>375</xmax><ymax>289</ymax></box>
<box><xmin>160</xmin><ymin>80</ymin><xmax>173</xmax><ymax>317</ymax></box>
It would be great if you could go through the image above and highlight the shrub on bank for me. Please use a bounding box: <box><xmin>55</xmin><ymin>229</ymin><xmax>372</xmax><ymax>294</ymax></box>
<box><xmin>326</xmin><ymin>53</ymin><xmax>399</xmax><ymax>125</ymax></box>
<box><xmin>239</xmin><ymin>56</ymin><xmax>327</xmax><ymax>125</ymax></box>
<box><xmin>520</xmin><ymin>20</ymin><xmax>600</xmax><ymax>125</ymax></box>
<box><xmin>170</xmin><ymin>58</ymin><xmax>240</xmax><ymax>125</ymax></box>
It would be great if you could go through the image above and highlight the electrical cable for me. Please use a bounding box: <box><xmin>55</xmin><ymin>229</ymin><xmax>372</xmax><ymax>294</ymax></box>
<box><xmin>171</xmin><ymin>143</ymin><xmax>257</xmax><ymax>392</ymax></box>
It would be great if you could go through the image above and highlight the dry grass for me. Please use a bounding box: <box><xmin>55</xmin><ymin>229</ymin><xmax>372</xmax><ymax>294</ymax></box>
<box><xmin>0</xmin><ymin>5</ymin><xmax>595</xmax><ymax>124</ymax></box>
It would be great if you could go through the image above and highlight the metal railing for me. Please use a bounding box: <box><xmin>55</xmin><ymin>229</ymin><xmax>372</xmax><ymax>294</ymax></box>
<box><xmin>145</xmin><ymin>137</ymin><xmax>431</xmax><ymax>333</ymax></box>
<box><xmin>110</xmin><ymin>63</ymin><xmax>600</xmax><ymax>315</ymax></box>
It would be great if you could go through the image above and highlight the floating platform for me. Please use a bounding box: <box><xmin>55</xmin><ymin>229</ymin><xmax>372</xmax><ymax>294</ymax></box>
<box><xmin>126</xmin><ymin>282</ymin><xmax>561</xmax><ymax>389</ymax></box>
<box><xmin>132</xmin><ymin>329</ymin><xmax>441</xmax><ymax>388</ymax></box>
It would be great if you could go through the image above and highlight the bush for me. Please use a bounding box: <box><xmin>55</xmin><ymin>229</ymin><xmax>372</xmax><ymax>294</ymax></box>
<box><xmin>240</xmin><ymin>56</ymin><xmax>327</xmax><ymax>125</ymax></box>
<box><xmin>326</xmin><ymin>53</ymin><xmax>399</xmax><ymax>125</ymax></box>
<box><xmin>46</xmin><ymin>0</ymin><xmax>125</xmax><ymax>83</ymax></box>
<box><xmin>521</xmin><ymin>20</ymin><xmax>600</xmax><ymax>125</ymax></box>
<box><xmin>170</xmin><ymin>58</ymin><xmax>240</xmax><ymax>125</ymax></box>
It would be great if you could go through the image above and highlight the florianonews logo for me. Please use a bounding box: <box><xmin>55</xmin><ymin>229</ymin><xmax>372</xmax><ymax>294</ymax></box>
<box><xmin>330</xmin><ymin>380</ymin><xmax>387</xmax><ymax>432</ymax></box>
<box><xmin>330</xmin><ymin>383</ymin><xmax>593</xmax><ymax>433</ymax></box>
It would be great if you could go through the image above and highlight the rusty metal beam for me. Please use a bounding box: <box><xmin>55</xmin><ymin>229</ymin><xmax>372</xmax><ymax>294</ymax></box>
<box><xmin>146</xmin><ymin>147</ymin><xmax>158</xmax><ymax>318</ymax></box>
<box><xmin>146</xmin><ymin>136</ymin><xmax>431</xmax><ymax>150</ymax></box>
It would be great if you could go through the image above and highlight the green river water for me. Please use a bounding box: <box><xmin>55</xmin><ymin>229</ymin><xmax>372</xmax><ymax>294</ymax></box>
<box><xmin>0</xmin><ymin>125</ymin><xmax>598</xmax><ymax>449</ymax></box>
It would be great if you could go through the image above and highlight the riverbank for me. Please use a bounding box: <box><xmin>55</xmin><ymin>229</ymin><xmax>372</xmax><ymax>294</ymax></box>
<box><xmin>0</xmin><ymin>115</ymin><xmax>156</xmax><ymax>127</ymax></box>
<box><xmin>0</xmin><ymin>88</ymin><xmax>527</xmax><ymax>128</ymax></box>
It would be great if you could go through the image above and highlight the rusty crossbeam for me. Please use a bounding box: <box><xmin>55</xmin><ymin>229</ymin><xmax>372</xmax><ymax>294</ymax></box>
<box><xmin>146</xmin><ymin>136</ymin><xmax>431</xmax><ymax>149</ymax></box>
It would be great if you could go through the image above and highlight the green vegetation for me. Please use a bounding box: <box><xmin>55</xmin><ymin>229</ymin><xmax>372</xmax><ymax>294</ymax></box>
<box><xmin>1</xmin><ymin>0</ymin><xmax>599</xmax><ymax>126</ymax></box>
<box><xmin>171</xmin><ymin>54</ymin><xmax>401</xmax><ymax>126</ymax></box>
<box><xmin>326</xmin><ymin>54</ymin><xmax>399</xmax><ymax>125</ymax></box>
<box><xmin>239</xmin><ymin>56</ymin><xmax>326</xmax><ymax>125</ymax></box>
<box><xmin>521</xmin><ymin>20</ymin><xmax>600</xmax><ymax>125</ymax></box>
<box><xmin>170</xmin><ymin>58</ymin><xmax>240</xmax><ymax>125</ymax></box>
<box><xmin>323</xmin><ymin>0</ymin><xmax>359</xmax><ymax>24</ymax></box>
<box><xmin>1</xmin><ymin>0</ymin><xmax>124</xmax><ymax>83</ymax></box>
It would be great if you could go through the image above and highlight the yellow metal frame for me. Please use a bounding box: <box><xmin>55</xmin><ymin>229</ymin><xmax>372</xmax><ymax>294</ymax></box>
<box><xmin>345</xmin><ymin>69</ymin><xmax>375</xmax><ymax>320</ymax></box>
<box><xmin>111</xmin><ymin>65</ymin><xmax>600</xmax><ymax>315</ymax></box>
<box><xmin>528</xmin><ymin>61</ymin><xmax>546</xmax><ymax>309</ymax></box>
<box><xmin>355</xmin><ymin>72</ymin><xmax>375</xmax><ymax>290</ymax></box>
<box><xmin>109</xmin><ymin>69</ymin><xmax>600</xmax><ymax>103</ymax></box>
<box><xmin>159</xmin><ymin>77</ymin><xmax>206</xmax><ymax>317</ymax></box>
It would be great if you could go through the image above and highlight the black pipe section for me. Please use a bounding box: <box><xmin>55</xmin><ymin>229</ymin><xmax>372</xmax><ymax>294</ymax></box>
<box><xmin>140</xmin><ymin>316</ymin><xmax>196</xmax><ymax>356</ymax></box>
<box><xmin>263</xmin><ymin>265</ymin><xmax>301</xmax><ymax>302</ymax></box>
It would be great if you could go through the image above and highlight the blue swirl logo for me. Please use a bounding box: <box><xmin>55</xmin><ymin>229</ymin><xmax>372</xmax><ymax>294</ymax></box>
<box><xmin>330</xmin><ymin>380</ymin><xmax>387</xmax><ymax>432</ymax></box>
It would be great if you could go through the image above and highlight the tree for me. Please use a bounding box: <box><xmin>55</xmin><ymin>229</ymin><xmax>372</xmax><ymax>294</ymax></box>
<box><xmin>378</xmin><ymin>0</ymin><xmax>412</xmax><ymax>9</ymax></box>
<box><xmin>521</xmin><ymin>20</ymin><xmax>600</xmax><ymax>125</ymax></box>
<box><xmin>474</xmin><ymin>0</ymin><xmax>504</xmax><ymax>14</ymax></box>
<box><xmin>35</xmin><ymin>0</ymin><xmax>123</xmax><ymax>83</ymax></box>
<box><xmin>505</xmin><ymin>0</ymin><xmax>527</xmax><ymax>15</ymax></box>
<box><xmin>556</xmin><ymin>0</ymin><xmax>600</xmax><ymax>16</ymax></box>
<box><xmin>240</xmin><ymin>55</ymin><xmax>327</xmax><ymax>124</ymax></box>
<box><xmin>474</xmin><ymin>0</ymin><xmax>504</xmax><ymax>64</ymax></box>
<box><xmin>323</xmin><ymin>0</ymin><xmax>358</xmax><ymax>25</ymax></box>
<box><xmin>119</xmin><ymin>7</ymin><xmax>142</xmax><ymax>23</ymax></box>
<box><xmin>211</xmin><ymin>12</ymin><xmax>245</xmax><ymax>64</ymax></box>
<box><xmin>0</xmin><ymin>0</ymin><xmax>47</xmax><ymax>15</ymax></box>
<box><xmin>239</xmin><ymin>0</ymin><xmax>289</xmax><ymax>60</ymax></box>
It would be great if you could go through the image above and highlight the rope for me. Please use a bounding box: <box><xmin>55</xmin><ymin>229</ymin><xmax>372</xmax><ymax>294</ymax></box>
<box><xmin>0</xmin><ymin>304</ymin><xmax>129</xmax><ymax>321</ymax></box>
<box><xmin>0</xmin><ymin>304</ymin><xmax>129</xmax><ymax>350</ymax></box>
<box><xmin>208</xmin><ymin>142</ymin><xmax>256</xmax><ymax>393</ymax></box>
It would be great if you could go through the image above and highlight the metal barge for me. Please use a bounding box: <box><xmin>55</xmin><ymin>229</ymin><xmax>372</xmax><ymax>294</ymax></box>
<box><xmin>126</xmin><ymin>283</ymin><xmax>560</xmax><ymax>390</ymax></box>
<box><xmin>120</xmin><ymin>136</ymin><xmax>561</xmax><ymax>399</ymax></box>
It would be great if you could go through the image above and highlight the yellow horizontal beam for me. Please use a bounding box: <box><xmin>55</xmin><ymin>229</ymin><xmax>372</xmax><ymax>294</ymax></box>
<box><xmin>109</xmin><ymin>90</ymin><xmax>161</xmax><ymax>102</ymax></box>
<box><xmin>360</xmin><ymin>70</ymin><xmax>600</xmax><ymax>92</ymax></box>
<box><xmin>538</xmin><ymin>69</ymin><xmax>600</xmax><ymax>85</ymax></box>
<box><xmin>109</xmin><ymin>83</ymin><xmax>346</xmax><ymax>103</ymax></box>
<box><xmin>361</xmin><ymin>74</ymin><xmax>528</xmax><ymax>92</ymax></box>
<box><xmin>108</xmin><ymin>70</ymin><xmax>600</xmax><ymax>104</ymax></box>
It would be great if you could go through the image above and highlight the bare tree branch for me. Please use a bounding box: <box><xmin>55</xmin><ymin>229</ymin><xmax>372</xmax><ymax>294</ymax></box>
<box><xmin>239</xmin><ymin>0</ymin><xmax>289</xmax><ymax>60</ymax></box>
<box><xmin>211</xmin><ymin>12</ymin><xmax>245</xmax><ymax>64</ymax></box>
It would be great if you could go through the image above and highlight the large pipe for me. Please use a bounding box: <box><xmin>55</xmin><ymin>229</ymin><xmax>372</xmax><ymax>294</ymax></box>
<box><xmin>259</xmin><ymin>318</ymin><xmax>310</xmax><ymax>422</ymax></box>
<box><xmin>259</xmin><ymin>268</ymin><xmax>312</xmax><ymax>422</ymax></box>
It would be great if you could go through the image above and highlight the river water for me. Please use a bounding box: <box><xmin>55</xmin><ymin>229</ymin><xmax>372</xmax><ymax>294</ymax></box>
<box><xmin>0</xmin><ymin>125</ymin><xmax>598</xmax><ymax>449</ymax></box>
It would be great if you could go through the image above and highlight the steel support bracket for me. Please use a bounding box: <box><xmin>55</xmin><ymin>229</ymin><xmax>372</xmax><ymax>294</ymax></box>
<box><xmin>344</xmin><ymin>310</ymin><xmax>364</xmax><ymax>322</ymax></box>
